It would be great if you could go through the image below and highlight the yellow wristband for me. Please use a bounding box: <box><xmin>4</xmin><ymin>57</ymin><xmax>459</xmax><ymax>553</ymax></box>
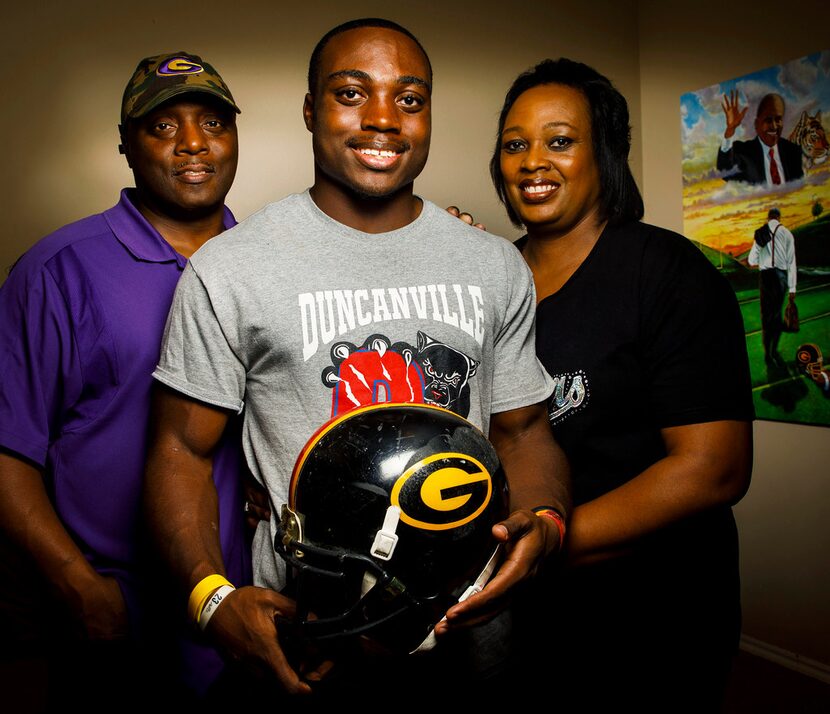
<box><xmin>188</xmin><ymin>574</ymin><xmax>233</xmax><ymax>624</ymax></box>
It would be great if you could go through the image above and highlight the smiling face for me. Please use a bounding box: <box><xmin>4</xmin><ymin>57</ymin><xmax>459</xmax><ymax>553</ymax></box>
<box><xmin>499</xmin><ymin>83</ymin><xmax>602</xmax><ymax>237</ymax></box>
<box><xmin>304</xmin><ymin>26</ymin><xmax>431</xmax><ymax>203</ymax></box>
<box><xmin>755</xmin><ymin>95</ymin><xmax>785</xmax><ymax>148</ymax></box>
<box><xmin>122</xmin><ymin>95</ymin><xmax>238</xmax><ymax>220</ymax></box>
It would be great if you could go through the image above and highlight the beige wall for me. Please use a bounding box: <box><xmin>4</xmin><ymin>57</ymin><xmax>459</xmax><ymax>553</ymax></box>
<box><xmin>3</xmin><ymin>0</ymin><xmax>827</xmax><ymax>677</ymax></box>
<box><xmin>1</xmin><ymin>0</ymin><xmax>640</xmax><ymax>274</ymax></box>
<box><xmin>638</xmin><ymin>0</ymin><xmax>830</xmax><ymax>670</ymax></box>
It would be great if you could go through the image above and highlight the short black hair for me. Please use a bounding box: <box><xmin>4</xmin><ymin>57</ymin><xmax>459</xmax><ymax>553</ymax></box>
<box><xmin>490</xmin><ymin>57</ymin><xmax>644</xmax><ymax>228</ymax></box>
<box><xmin>307</xmin><ymin>18</ymin><xmax>432</xmax><ymax>96</ymax></box>
<box><xmin>768</xmin><ymin>207</ymin><xmax>781</xmax><ymax>219</ymax></box>
<box><xmin>757</xmin><ymin>93</ymin><xmax>785</xmax><ymax>118</ymax></box>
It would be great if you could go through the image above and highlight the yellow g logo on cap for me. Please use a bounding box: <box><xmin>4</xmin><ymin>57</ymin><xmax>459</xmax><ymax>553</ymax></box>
<box><xmin>391</xmin><ymin>453</ymin><xmax>493</xmax><ymax>531</ymax></box>
<box><xmin>158</xmin><ymin>58</ymin><xmax>204</xmax><ymax>75</ymax></box>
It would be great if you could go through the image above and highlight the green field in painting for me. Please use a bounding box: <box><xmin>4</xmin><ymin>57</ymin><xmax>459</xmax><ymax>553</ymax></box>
<box><xmin>693</xmin><ymin>217</ymin><xmax>830</xmax><ymax>427</ymax></box>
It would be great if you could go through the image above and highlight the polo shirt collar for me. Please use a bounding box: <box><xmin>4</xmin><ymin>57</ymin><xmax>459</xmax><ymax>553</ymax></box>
<box><xmin>103</xmin><ymin>188</ymin><xmax>237</xmax><ymax>267</ymax></box>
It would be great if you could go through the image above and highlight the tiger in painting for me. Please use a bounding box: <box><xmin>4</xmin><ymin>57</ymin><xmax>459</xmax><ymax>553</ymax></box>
<box><xmin>788</xmin><ymin>110</ymin><xmax>829</xmax><ymax>169</ymax></box>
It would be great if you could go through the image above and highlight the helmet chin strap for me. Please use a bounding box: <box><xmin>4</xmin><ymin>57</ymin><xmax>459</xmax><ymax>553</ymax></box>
<box><xmin>409</xmin><ymin>542</ymin><xmax>503</xmax><ymax>654</ymax></box>
<box><xmin>361</xmin><ymin>505</ymin><xmax>403</xmax><ymax>599</ymax></box>
<box><xmin>370</xmin><ymin>505</ymin><xmax>401</xmax><ymax>561</ymax></box>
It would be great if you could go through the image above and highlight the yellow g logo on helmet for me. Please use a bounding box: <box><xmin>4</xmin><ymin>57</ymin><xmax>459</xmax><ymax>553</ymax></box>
<box><xmin>391</xmin><ymin>452</ymin><xmax>493</xmax><ymax>531</ymax></box>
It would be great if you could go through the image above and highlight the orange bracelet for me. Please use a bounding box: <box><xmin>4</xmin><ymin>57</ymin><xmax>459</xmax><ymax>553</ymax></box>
<box><xmin>532</xmin><ymin>506</ymin><xmax>566</xmax><ymax>552</ymax></box>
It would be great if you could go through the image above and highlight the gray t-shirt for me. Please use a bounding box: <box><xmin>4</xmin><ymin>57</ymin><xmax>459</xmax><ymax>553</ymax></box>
<box><xmin>154</xmin><ymin>191</ymin><xmax>553</xmax><ymax>589</ymax></box>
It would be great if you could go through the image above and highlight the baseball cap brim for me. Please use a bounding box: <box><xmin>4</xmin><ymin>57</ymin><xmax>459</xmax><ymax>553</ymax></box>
<box><xmin>130</xmin><ymin>85</ymin><xmax>241</xmax><ymax>120</ymax></box>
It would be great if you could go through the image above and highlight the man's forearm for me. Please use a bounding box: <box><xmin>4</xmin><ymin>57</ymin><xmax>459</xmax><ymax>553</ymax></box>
<box><xmin>144</xmin><ymin>444</ymin><xmax>226</xmax><ymax>591</ymax></box>
<box><xmin>489</xmin><ymin>404</ymin><xmax>572</xmax><ymax>518</ymax></box>
<box><xmin>143</xmin><ymin>388</ymin><xmax>233</xmax><ymax>599</ymax></box>
<box><xmin>0</xmin><ymin>451</ymin><xmax>102</xmax><ymax>608</ymax></box>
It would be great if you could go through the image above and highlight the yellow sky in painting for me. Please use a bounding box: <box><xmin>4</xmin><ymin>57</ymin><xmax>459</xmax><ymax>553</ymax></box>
<box><xmin>682</xmin><ymin>163</ymin><xmax>830</xmax><ymax>255</ymax></box>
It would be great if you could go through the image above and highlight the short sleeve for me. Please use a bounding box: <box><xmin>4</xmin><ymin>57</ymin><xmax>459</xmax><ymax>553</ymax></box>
<box><xmin>153</xmin><ymin>263</ymin><xmax>246</xmax><ymax>413</ymax></box>
<box><xmin>640</xmin><ymin>235</ymin><xmax>754</xmax><ymax>427</ymax></box>
<box><xmin>0</xmin><ymin>262</ymin><xmax>79</xmax><ymax>465</ymax></box>
<box><xmin>490</xmin><ymin>244</ymin><xmax>554</xmax><ymax>413</ymax></box>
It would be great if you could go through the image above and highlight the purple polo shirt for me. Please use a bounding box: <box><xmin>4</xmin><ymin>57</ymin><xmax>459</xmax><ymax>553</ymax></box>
<box><xmin>0</xmin><ymin>188</ymin><xmax>250</xmax><ymax>691</ymax></box>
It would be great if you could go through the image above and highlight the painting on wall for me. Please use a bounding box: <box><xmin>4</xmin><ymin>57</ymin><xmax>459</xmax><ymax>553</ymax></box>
<box><xmin>681</xmin><ymin>50</ymin><xmax>830</xmax><ymax>427</ymax></box>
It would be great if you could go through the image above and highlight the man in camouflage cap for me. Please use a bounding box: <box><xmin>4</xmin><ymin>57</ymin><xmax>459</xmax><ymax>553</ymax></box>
<box><xmin>120</xmin><ymin>51</ymin><xmax>240</xmax><ymax>126</ymax></box>
<box><xmin>0</xmin><ymin>50</ymin><xmax>249</xmax><ymax>707</ymax></box>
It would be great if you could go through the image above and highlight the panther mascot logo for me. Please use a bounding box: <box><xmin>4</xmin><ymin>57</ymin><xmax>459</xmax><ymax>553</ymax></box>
<box><xmin>321</xmin><ymin>332</ymin><xmax>478</xmax><ymax>417</ymax></box>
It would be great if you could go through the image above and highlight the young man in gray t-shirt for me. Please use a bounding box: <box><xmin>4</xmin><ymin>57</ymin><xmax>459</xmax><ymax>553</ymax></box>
<box><xmin>144</xmin><ymin>17</ymin><xmax>571</xmax><ymax>701</ymax></box>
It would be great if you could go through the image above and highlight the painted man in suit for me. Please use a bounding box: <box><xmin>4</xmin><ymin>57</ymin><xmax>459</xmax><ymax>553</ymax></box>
<box><xmin>717</xmin><ymin>91</ymin><xmax>804</xmax><ymax>185</ymax></box>
<box><xmin>748</xmin><ymin>207</ymin><xmax>797</xmax><ymax>370</ymax></box>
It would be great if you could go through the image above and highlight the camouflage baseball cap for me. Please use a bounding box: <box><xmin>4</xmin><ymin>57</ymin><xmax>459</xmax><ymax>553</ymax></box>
<box><xmin>120</xmin><ymin>51</ymin><xmax>240</xmax><ymax>124</ymax></box>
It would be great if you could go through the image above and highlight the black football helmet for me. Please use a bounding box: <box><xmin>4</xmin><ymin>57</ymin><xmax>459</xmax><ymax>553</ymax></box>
<box><xmin>274</xmin><ymin>402</ymin><xmax>508</xmax><ymax>655</ymax></box>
